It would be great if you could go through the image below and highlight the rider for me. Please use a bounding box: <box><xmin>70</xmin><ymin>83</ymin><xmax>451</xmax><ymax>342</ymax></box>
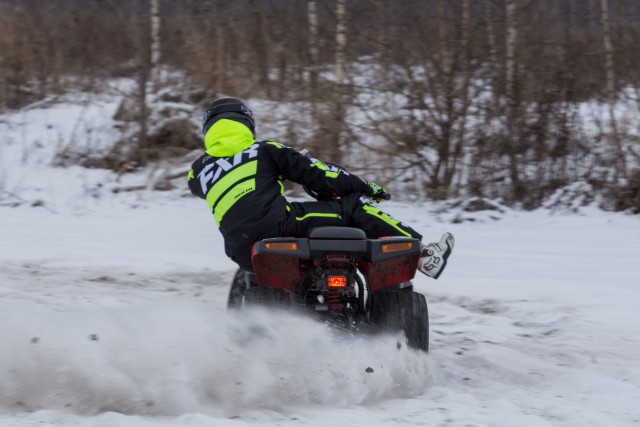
<box><xmin>187</xmin><ymin>97</ymin><xmax>454</xmax><ymax>278</ymax></box>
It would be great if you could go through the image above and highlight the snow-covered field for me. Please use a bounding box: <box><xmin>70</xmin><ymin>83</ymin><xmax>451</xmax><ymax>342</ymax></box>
<box><xmin>1</xmin><ymin>96</ymin><xmax>639</xmax><ymax>427</ymax></box>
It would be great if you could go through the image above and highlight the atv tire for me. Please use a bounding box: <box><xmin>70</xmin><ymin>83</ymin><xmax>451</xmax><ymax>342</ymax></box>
<box><xmin>371</xmin><ymin>290</ymin><xmax>429</xmax><ymax>352</ymax></box>
<box><xmin>244</xmin><ymin>286</ymin><xmax>291</xmax><ymax>308</ymax></box>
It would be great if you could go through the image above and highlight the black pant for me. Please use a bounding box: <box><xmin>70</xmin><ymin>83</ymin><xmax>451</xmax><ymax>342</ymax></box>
<box><xmin>231</xmin><ymin>193</ymin><xmax>422</xmax><ymax>272</ymax></box>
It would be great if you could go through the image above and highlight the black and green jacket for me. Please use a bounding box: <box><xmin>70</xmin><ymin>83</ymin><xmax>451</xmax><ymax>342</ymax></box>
<box><xmin>188</xmin><ymin>118</ymin><xmax>371</xmax><ymax>257</ymax></box>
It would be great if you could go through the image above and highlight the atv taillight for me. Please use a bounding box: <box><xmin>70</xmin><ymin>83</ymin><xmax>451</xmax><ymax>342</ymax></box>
<box><xmin>327</xmin><ymin>275</ymin><xmax>347</xmax><ymax>287</ymax></box>
<box><xmin>381</xmin><ymin>241</ymin><xmax>414</xmax><ymax>253</ymax></box>
<box><xmin>265</xmin><ymin>241</ymin><xmax>298</xmax><ymax>251</ymax></box>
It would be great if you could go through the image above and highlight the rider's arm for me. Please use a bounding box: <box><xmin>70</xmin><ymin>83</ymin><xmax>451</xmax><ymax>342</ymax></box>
<box><xmin>264</xmin><ymin>141</ymin><xmax>371</xmax><ymax>197</ymax></box>
<box><xmin>187</xmin><ymin>156</ymin><xmax>207</xmax><ymax>199</ymax></box>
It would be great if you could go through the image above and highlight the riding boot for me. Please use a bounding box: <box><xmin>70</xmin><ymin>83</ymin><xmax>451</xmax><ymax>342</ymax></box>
<box><xmin>417</xmin><ymin>232</ymin><xmax>455</xmax><ymax>279</ymax></box>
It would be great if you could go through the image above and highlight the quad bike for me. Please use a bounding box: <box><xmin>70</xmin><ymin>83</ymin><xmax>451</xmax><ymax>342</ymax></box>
<box><xmin>226</xmin><ymin>226</ymin><xmax>429</xmax><ymax>351</ymax></box>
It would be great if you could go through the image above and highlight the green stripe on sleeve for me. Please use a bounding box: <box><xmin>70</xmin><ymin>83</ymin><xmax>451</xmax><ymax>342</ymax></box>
<box><xmin>310</xmin><ymin>161</ymin><xmax>340</xmax><ymax>178</ymax></box>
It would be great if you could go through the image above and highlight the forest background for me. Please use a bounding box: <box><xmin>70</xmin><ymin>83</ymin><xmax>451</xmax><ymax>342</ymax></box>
<box><xmin>1</xmin><ymin>0</ymin><xmax>639</xmax><ymax>212</ymax></box>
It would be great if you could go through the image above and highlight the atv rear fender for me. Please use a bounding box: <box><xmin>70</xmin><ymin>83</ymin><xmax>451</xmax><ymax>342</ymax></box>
<box><xmin>251</xmin><ymin>233</ymin><xmax>420</xmax><ymax>292</ymax></box>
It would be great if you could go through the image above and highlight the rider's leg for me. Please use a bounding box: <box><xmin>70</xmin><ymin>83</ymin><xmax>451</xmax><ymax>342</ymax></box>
<box><xmin>280</xmin><ymin>198</ymin><xmax>348</xmax><ymax>236</ymax></box>
<box><xmin>341</xmin><ymin>194</ymin><xmax>422</xmax><ymax>240</ymax></box>
<box><xmin>280</xmin><ymin>195</ymin><xmax>454</xmax><ymax>279</ymax></box>
<box><xmin>282</xmin><ymin>194</ymin><xmax>421</xmax><ymax>239</ymax></box>
<box><xmin>344</xmin><ymin>194</ymin><xmax>454</xmax><ymax>279</ymax></box>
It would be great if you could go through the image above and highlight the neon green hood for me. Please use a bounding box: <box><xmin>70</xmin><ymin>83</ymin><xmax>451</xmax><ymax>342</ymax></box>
<box><xmin>204</xmin><ymin>119</ymin><xmax>255</xmax><ymax>157</ymax></box>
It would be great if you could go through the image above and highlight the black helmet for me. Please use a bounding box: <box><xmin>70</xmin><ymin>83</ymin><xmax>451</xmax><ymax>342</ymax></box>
<box><xmin>202</xmin><ymin>97</ymin><xmax>255</xmax><ymax>135</ymax></box>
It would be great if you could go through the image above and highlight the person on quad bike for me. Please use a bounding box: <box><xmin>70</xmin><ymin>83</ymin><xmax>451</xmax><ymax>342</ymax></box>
<box><xmin>187</xmin><ymin>97</ymin><xmax>454</xmax><ymax>279</ymax></box>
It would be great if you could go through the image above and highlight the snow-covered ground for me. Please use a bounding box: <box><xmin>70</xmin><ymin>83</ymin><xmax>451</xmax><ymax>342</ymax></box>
<box><xmin>1</xmin><ymin>96</ymin><xmax>639</xmax><ymax>427</ymax></box>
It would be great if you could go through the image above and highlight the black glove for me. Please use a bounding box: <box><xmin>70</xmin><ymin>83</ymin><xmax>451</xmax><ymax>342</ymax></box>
<box><xmin>366</xmin><ymin>182</ymin><xmax>391</xmax><ymax>202</ymax></box>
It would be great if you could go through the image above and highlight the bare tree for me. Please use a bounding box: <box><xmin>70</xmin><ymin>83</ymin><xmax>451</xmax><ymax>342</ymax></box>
<box><xmin>267</xmin><ymin>5</ymin><xmax>287</xmax><ymax>97</ymax></box>
<box><xmin>374</xmin><ymin>0</ymin><xmax>390</xmax><ymax>79</ymax></box>
<box><xmin>335</xmin><ymin>0</ymin><xmax>347</xmax><ymax>85</ymax></box>
<box><xmin>250</xmin><ymin>0</ymin><xmax>270</xmax><ymax>95</ymax></box>
<box><xmin>437</xmin><ymin>0</ymin><xmax>450</xmax><ymax>73</ymax></box>
<box><xmin>150</xmin><ymin>0</ymin><xmax>161</xmax><ymax>89</ymax></box>
<box><xmin>505</xmin><ymin>0</ymin><xmax>521</xmax><ymax>199</ymax></box>
<box><xmin>448</xmin><ymin>0</ymin><xmax>471</xmax><ymax>192</ymax></box>
<box><xmin>308</xmin><ymin>0</ymin><xmax>319</xmax><ymax>94</ymax></box>
<box><xmin>600</xmin><ymin>0</ymin><xmax>626</xmax><ymax>180</ymax></box>
<box><xmin>132</xmin><ymin>0</ymin><xmax>148</xmax><ymax>162</ymax></box>
<box><xmin>215</xmin><ymin>18</ymin><xmax>228</xmax><ymax>91</ymax></box>
<box><xmin>484</xmin><ymin>0</ymin><xmax>500</xmax><ymax>110</ymax></box>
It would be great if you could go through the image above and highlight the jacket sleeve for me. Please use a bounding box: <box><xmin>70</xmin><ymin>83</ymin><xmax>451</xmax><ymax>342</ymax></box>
<box><xmin>264</xmin><ymin>142</ymin><xmax>372</xmax><ymax>197</ymax></box>
<box><xmin>187</xmin><ymin>164</ymin><xmax>205</xmax><ymax>199</ymax></box>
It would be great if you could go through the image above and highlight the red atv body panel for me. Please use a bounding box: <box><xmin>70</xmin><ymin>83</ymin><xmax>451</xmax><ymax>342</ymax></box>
<box><xmin>251</xmin><ymin>232</ymin><xmax>420</xmax><ymax>293</ymax></box>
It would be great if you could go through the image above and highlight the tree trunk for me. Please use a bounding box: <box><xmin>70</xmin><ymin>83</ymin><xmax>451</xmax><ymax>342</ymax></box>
<box><xmin>438</xmin><ymin>0</ymin><xmax>450</xmax><ymax>73</ymax></box>
<box><xmin>250</xmin><ymin>0</ymin><xmax>270</xmax><ymax>94</ymax></box>
<box><xmin>267</xmin><ymin>7</ymin><xmax>286</xmax><ymax>97</ymax></box>
<box><xmin>132</xmin><ymin>0</ymin><xmax>148</xmax><ymax>163</ymax></box>
<box><xmin>215</xmin><ymin>20</ymin><xmax>227</xmax><ymax>90</ymax></box>
<box><xmin>335</xmin><ymin>0</ymin><xmax>346</xmax><ymax>85</ymax></box>
<box><xmin>447</xmin><ymin>0</ymin><xmax>471</xmax><ymax>195</ymax></box>
<box><xmin>308</xmin><ymin>0</ymin><xmax>319</xmax><ymax>95</ymax></box>
<box><xmin>483</xmin><ymin>0</ymin><xmax>499</xmax><ymax>110</ymax></box>
<box><xmin>505</xmin><ymin>0</ymin><xmax>520</xmax><ymax>198</ymax></box>
<box><xmin>376</xmin><ymin>0</ymin><xmax>390</xmax><ymax>79</ymax></box>
<box><xmin>600</xmin><ymin>0</ymin><xmax>626</xmax><ymax>180</ymax></box>
<box><xmin>150</xmin><ymin>0</ymin><xmax>161</xmax><ymax>90</ymax></box>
